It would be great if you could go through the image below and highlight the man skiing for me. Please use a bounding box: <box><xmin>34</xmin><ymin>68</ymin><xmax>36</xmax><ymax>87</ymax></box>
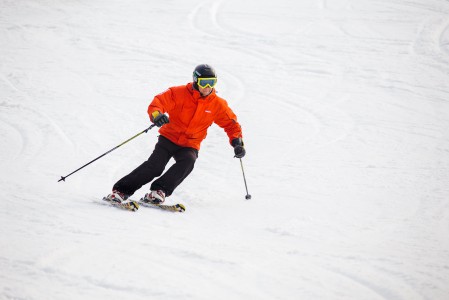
<box><xmin>104</xmin><ymin>64</ymin><xmax>245</xmax><ymax>208</ymax></box>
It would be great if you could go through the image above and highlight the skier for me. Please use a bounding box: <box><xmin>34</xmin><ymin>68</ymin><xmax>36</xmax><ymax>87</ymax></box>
<box><xmin>104</xmin><ymin>64</ymin><xmax>245</xmax><ymax>206</ymax></box>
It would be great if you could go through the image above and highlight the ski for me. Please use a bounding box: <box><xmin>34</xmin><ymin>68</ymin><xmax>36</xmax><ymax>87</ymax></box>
<box><xmin>100</xmin><ymin>197</ymin><xmax>185</xmax><ymax>212</ymax></box>
<box><xmin>102</xmin><ymin>197</ymin><xmax>139</xmax><ymax>211</ymax></box>
<box><xmin>138</xmin><ymin>199</ymin><xmax>186</xmax><ymax>212</ymax></box>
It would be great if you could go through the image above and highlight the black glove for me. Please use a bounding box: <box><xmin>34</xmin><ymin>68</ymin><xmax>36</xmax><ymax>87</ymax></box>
<box><xmin>152</xmin><ymin>111</ymin><xmax>169</xmax><ymax>127</ymax></box>
<box><xmin>231</xmin><ymin>138</ymin><xmax>246</xmax><ymax>158</ymax></box>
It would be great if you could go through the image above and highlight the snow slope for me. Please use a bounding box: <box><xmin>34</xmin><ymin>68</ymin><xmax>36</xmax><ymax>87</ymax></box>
<box><xmin>1</xmin><ymin>0</ymin><xmax>449</xmax><ymax>299</ymax></box>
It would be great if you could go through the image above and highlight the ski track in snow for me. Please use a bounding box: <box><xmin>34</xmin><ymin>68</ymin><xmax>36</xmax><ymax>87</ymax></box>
<box><xmin>1</xmin><ymin>0</ymin><xmax>449</xmax><ymax>299</ymax></box>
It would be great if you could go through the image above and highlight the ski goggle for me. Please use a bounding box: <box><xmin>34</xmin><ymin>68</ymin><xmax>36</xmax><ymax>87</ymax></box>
<box><xmin>197</xmin><ymin>77</ymin><xmax>217</xmax><ymax>88</ymax></box>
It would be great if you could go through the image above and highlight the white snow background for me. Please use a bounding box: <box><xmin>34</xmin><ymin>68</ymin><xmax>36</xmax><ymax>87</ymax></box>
<box><xmin>1</xmin><ymin>0</ymin><xmax>449</xmax><ymax>299</ymax></box>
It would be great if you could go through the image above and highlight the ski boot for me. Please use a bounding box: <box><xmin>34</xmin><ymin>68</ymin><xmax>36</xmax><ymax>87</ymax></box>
<box><xmin>141</xmin><ymin>190</ymin><xmax>166</xmax><ymax>205</ymax></box>
<box><xmin>103</xmin><ymin>190</ymin><xmax>139</xmax><ymax>211</ymax></box>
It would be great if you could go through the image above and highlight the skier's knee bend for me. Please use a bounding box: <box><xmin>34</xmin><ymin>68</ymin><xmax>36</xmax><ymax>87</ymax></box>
<box><xmin>178</xmin><ymin>149</ymin><xmax>198</xmax><ymax>166</ymax></box>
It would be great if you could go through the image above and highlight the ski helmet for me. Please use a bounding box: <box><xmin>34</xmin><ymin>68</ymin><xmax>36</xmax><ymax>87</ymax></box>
<box><xmin>193</xmin><ymin>64</ymin><xmax>217</xmax><ymax>83</ymax></box>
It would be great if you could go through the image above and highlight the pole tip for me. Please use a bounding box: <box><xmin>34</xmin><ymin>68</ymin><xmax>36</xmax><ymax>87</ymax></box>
<box><xmin>58</xmin><ymin>176</ymin><xmax>66</xmax><ymax>182</ymax></box>
<box><xmin>245</xmin><ymin>194</ymin><xmax>252</xmax><ymax>200</ymax></box>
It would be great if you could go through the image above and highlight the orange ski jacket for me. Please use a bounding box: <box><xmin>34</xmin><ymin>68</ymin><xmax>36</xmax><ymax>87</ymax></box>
<box><xmin>148</xmin><ymin>83</ymin><xmax>243</xmax><ymax>150</ymax></box>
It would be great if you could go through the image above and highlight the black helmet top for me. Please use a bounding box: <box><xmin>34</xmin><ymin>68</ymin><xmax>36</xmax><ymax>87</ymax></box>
<box><xmin>193</xmin><ymin>64</ymin><xmax>216</xmax><ymax>83</ymax></box>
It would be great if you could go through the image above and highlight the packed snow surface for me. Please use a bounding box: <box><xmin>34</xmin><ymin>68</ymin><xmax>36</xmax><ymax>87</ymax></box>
<box><xmin>1</xmin><ymin>0</ymin><xmax>449</xmax><ymax>299</ymax></box>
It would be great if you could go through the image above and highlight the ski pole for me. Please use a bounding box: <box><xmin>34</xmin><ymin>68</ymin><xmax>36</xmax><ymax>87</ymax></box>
<box><xmin>239</xmin><ymin>158</ymin><xmax>252</xmax><ymax>200</ymax></box>
<box><xmin>58</xmin><ymin>124</ymin><xmax>156</xmax><ymax>182</ymax></box>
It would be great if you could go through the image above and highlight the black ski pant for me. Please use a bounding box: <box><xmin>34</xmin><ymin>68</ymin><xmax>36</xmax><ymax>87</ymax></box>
<box><xmin>113</xmin><ymin>135</ymin><xmax>198</xmax><ymax>197</ymax></box>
